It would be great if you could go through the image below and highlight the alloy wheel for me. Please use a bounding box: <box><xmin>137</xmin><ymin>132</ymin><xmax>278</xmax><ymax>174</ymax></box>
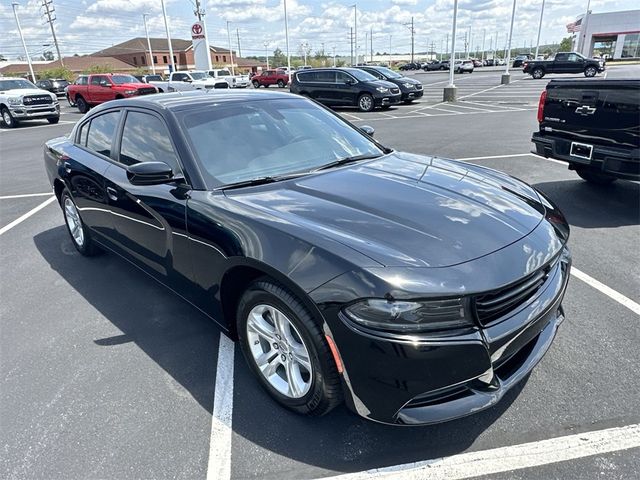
<box><xmin>64</xmin><ymin>197</ymin><xmax>85</xmax><ymax>247</ymax></box>
<box><xmin>359</xmin><ymin>95</ymin><xmax>373</xmax><ymax>112</ymax></box>
<box><xmin>246</xmin><ymin>304</ymin><xmax>313</xmax><ymax>399</ymax></box>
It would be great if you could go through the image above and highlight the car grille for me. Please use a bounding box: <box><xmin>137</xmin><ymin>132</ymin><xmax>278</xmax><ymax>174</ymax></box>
<box><xmin>474</xmin><ymin>263</ymin><xmax>553</xmax><ymax>326</ymax></box>
<box><xmin>23</xmin><ymin>95</ymin><xmax>53</xmax><ymax>105</ymax></box>
<box><xmin>390</xmin><ymin>88</ymin><xmax>400</xmax><ymax>94</ymax></box>
<box><xmin>137</xmin><ymin>87</ymin><xmax>157</xmax><ymax>96</ymax></box>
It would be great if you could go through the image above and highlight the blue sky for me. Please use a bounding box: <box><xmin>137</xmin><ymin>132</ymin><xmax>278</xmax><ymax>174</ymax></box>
<box><xmin>0</xmin><ymin>0</ymin><xmax>636</xmax><ymax>60</ymax></box>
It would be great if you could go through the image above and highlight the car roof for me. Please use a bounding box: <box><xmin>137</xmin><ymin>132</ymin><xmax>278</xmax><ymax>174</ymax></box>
<box><xmin>91</xmin><ymin>89</ymin><xmax>300</xmax><ymax>113</ymax></box>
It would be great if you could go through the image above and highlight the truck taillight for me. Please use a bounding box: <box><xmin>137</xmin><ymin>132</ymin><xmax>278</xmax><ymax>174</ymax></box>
<box><xmin>537</xmin><ymin>89</ymin><xmax>547</xmax><ymax>123</ymax></box>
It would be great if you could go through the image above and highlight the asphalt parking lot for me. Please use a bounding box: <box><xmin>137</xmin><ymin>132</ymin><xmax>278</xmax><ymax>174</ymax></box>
<box><xmin>1</xmin><ymin>65</ymin><xmax>639</xmax><ymax>480</ymax></box>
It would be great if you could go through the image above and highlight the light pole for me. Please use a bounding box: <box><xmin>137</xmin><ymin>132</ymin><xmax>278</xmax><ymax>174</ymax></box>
<box><xmin>283</xmin><ymin>0</ymin><xmax>292</xmax><ymax>83</ymax></box>
<box><xmin>301</xmin><ymin>42</ymin><xmax>309</xmax><ymax>66</ymax></box>
<box><xmin>143</xmin><ymin>13</ymin><xmax>156</xmax><ymax>74</ymax></box>
<box><xmin>11</xmin><ymin>2</ymin><xmax>35</xmax><ymax>82</ymax></box>
<box><xmin>481</xmin><ymin>29</ymin><xmax>486</xmax><ymax>62</ymax></box>
<box><xmin>578</xmin><ymin>0</ymin><xmax>591</xmax><ymax>56</ymax></box>
<box><xmin>332</xmin><ymin>46</ymin><xmax>336</xmax><ymax>67</ymax></box>
<box><xmin>226</xmin><ymin>21</ymin><xmax>235</xmax><ymax>75</ymax></box>
<box><xmin>389</xmin><ymin>35</ymin><xmax>392</xmax><ymax>66</ymax></box>
<box><xmin>444</xmin><ymin>0</ymin><xmax>458</xmax><ymax>101</ymax></box>
<box><xmin>160</xmin><ymin>0</ymin><xmax>176</xmax><ymax>73</ymax></box>
<box><xmin>352</xmin><ymin>4</ymin><xmax>358</xmax><ymax>65</ymax></box>
<box><xmin>502</xmin><ymin>0</ymin><xmax>517</xmax><ymax>84</ymax></box>
<box><xmin>264</xmin><ymin>41</ymin><xmax>269</xmax><ymax>69</ymax></box>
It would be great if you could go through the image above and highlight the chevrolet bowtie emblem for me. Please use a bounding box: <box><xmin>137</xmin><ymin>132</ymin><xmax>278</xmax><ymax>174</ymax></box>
<box><xmin>575</xmin><ymin>105</ymin><xmax>596</xmax><ymax>116</ymax></box>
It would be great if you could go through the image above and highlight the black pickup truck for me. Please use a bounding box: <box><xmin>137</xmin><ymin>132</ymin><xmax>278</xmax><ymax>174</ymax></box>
<box><xmin>532</xmin><ymin>79</ymin><xmax>639</xmax><ymax>184</ymax></box>
<box><xmin>523</xmin><ymin>52</ymin><xmax>605</xmax><ymax>79</ymax></box>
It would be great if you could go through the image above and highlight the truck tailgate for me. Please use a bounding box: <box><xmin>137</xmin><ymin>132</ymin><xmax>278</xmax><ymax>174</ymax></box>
<box><xmin>542</xmin><ymin>79</ymin><xmax>640</xmax><ymax>149</ymax></box>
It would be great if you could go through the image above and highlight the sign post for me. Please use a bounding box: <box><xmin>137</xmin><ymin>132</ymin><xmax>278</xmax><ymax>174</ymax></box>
<box><xmin>191</xmin><ymin>21</ymin><xmax>211</xmax><ymax>71</ymax></box>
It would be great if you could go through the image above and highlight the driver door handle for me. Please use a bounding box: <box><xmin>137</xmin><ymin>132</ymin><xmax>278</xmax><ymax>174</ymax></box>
<box><xmin>106</xmin><ymin>186</ymin><xmax>118</xmax><ymax>201</ymax></box>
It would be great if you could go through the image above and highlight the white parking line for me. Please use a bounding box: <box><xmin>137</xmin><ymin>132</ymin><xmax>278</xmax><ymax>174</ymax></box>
<box><xmin>0</xmin><ymin>192</ymin><xmax>54</xmax><ymax>200</ymax></box>
<box><xmin>206</xmin><ymin>334</ymin><xmax>235</xmax><ymax>480</ymax></box>
<box><xmin>0</xmin><ymin>120</ymin><xmax>74</xmax><ymax>133</ymax></box>
<box><xmin>0</xmin><ymin>196</ymin><xmax>57</xmax><ymax>236</ymax></box>
<box><xmin>323</xmin><ymin>424</ymin><xmax>640</xmax><ymax>480</ymax></box>
<box><xmin>571</xmin><ymin>267</ymin><xmax>640</xmax><ymax>315</ymax></box>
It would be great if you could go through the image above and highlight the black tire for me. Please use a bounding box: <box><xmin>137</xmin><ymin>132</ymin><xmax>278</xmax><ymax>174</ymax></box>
<box><xmin>575</xmin><ymin>167</ymin><xmax>617</xmax><ymax>185</ymax></box>
<box><xmin>1</xmin><ymin>107</ymin><xmax>18</xmax><ymax>128</ymax></box>
<box><xmin>60</xmin><ymin>190</ymin><xmax>101</xmax><ymax>256</ymax></box>
<box><xmin>381</xmin><ymin>105</ymin><xmax>391</xmax><ymax>110</ymax></box>
<box><xmin>47</xmin><ymin>117</ymin><xmax>60</xmax><ymax>124</ymax></box>
<box><xmin>403</xmin><ymin>99</ymin><xmax>413</xmax><ymax>105</ymax></box>
<box><xmin>252</xmin><ymin>80</ymin><xmax>260</xmax><ymax>88</ymax></box>
<box><xmin>158</xmin><ymin>88</ymin><xmax>164</xmax><ymax>93</ymax></box>
<box><xmin>532</xmin><ymin>68</ymin><xmax>545</xmax><ymax>79</ymax></box>
<box><xmin>237</xmin><ymin>279</ymin><xmax>342</xmax><ymax>417</ymax></box>
<box><xmin>357</xmin><ymin>93</ymin><xmax>375</xmax><ymax>112</ymax></box>
<box><xmin>584</xmin><ymin>66</ymin><xmax>597</xmax><ymax>77</ymax></box>
<box><xmin>277</xmin><ymin>80</ymin><xmax>285</xmax><ymax>88</ymax></box>
<box><xmin>76</xmin><ymin>96</ymin><xmax>89</xmax><ymax>113</ymax></box>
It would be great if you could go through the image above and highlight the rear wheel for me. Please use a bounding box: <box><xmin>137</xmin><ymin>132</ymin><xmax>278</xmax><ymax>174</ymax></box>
<box><xmin>1</xmin><ymin>107</ymin><xmax>18</xmax><ymax>128</ymax></box>
<box><xmin>357</xmin><ymin>93</ymin><xmax>375</xmax><ymax>112</ymax></box>
<box><xmin>584</xmin><ymin>66</ymin><xmax>597</xmax><ymax>77</ymax></box>
<box><xmin>277</xmin><ymin>79</ymin><xmax>285</xmax><ymax>88</ymax></box>
<box><xmin>575</xmin><ymin>167</ymin><xmax>617</xmax><ymax>185</ymax></box>
<box><xmin>61</xmin><ymin>190</ymin><xmax>101</xmax><ymax>256</ymax></box>
<box><xmin>76</xmin><ymin>96</ymin><xmax>89</xmax><ymax>113</ymax></box>
<box><xmin>532</xmin><ymin>68</ymin><xmax>545</xmax><ymax>79</ymax></box>
<box><xmin>237</xmin><ymin>279</ymin><xmax>342</xmax><ymax>416</ymax></box>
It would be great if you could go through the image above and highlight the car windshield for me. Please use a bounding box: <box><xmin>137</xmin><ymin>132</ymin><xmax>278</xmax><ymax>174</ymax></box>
<box><xmin>0</xmin><ymin>79</ymin><xmax>37</xmax><ymax>90</ymax></box>
<box><xmin>190</xmin><ymin>72</ymin><xmax>208</xmax><ymax>80</ymax></box>
<box><xmin>179</xmin><ymin>97</ymin><xmax>384</xmax><ymax>187</ymax></box>
<box><xmin>112</xmin><ymin>75</ymin><xmax>141</xmax><ymax>84</ymax></box>
<box><xmin>347</xmin><ymin>69</ymin><xmax>378</xmax><ymax>81</ymax></box>
<box><xmin>374</xmin><ymin>67</ymin><xmax>402</xmax><ymax>79</ymax></box>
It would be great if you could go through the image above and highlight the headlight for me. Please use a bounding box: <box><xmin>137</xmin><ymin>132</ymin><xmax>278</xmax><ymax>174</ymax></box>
<box><xmin>7</xmin><ymin>97</ymin><xmax>22</xmax><ymax>105</ymax></box>
<box><xmin>124</xmin><ymin>90</ymin><xmax>137</xmax><ymax>95</ymax></box>
<box><xmin>403</xmin><ymin>82</ymin><xmax>414</xmax><ymax>89</ymax></box>
<box><xmin>376</xmin><ymin>87</ymin><xmax>389</xmax><ymax>93</ymax></box>
<box><xmin>343</xmin><ymin>298</ymin><xmax>471</xmax><ymax>333</ymax></box>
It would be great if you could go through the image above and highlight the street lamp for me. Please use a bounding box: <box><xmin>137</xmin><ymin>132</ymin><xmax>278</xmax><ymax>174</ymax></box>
<box><xmin>226</xmin><ymin>21</ymin><xmax>235</xmax><ymax>75</ymax></box>
<box><xmin>283</xmin><ymin>0</ymin><xmax>292</xmax><ymax>83</ymax></box>
<box><xmin>11</xmin><ymin>2</ymin><xmax>35</xmax><ymax>82</ymax></box>
<box><xmin>264</xmin><ymin>41</ymin><xmax>269</xmax><ymax>69</ymax></box>
<box><xmin>443</xmin><ymin>0</ymin><xmax>458</xmax><ymax>102</ymax></box>
<box><xmin>502</xmin><ymin>0</ymin><xmax>517</xmax><ymax>84</ymax></box>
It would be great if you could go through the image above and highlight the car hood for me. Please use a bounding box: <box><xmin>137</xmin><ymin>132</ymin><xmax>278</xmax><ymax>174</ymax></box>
<box><xmin>367</xmin><ymin>79</ymin><xmax>398</xmax><ymax>90</ymax></box>
<box><xmin>1</xmin><ymin>88</ymin><xmax>55</xmax><ymax>98</ymax></box>
<box><xmin>226</xmin><ymin>153</ymin><xmax>547</xmax><ymax>268</ymax></box>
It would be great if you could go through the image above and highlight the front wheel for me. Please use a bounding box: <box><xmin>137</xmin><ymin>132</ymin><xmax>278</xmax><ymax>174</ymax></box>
<box><xmin>584</xmin><ymin>66</ymin><xmax>597</xmax><ymax>77</ymax></box>
<box><xmin>47</xmin><ymin>117</ymin><xmax>60</xmax><ymax>124</ymax></box>
<box><xmin>76</xmin><ymin>96</ymin><xmax>89</xmax><ymax>113</ymax></box>
<box><xmin>1</xmin><ymin>107</ymin><xmax>18</xmax><ymax>128</ymax></box>
<box><xmin>61</xmin><ymin>190</ymin><xmax>101</xmax><ymax>256</ymax></box>
<box><xmin>575</xmin><ymin>167</ymin><xmax>617</xmax><ymax>185</ymax></box>
<box><xmin>237</xmin><ymin>279</ymin><xmax>342</xmax><ymax>416</ymax></box>
<box><xmin>277</xmin><ymin>80</ymin><xmax>285</xmax><ymax>88</ymax></box>
<box><xmin>532</xmin><ymin>68</ymin><xmax>545</xmax><ymax>79</ymax></box>
<box><xmin>357</xmin><ymin>93</ymin><xmax>375</xmax><ymax>112</ymax></box>
<box><xmin>252</xmin><ymin>80</ymin><xmax>260</xmax><ymax>88</ymax></box>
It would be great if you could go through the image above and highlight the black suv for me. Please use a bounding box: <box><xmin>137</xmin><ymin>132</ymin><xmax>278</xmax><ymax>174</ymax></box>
<box><xmin>290</xmin><ymin>67</ymin><xmax>401</xmax><ymax>112</ymax></box>
<box><xmin>356</xmin><ymin>65</ymin><xmax>423</xmax><ymax>104</ymax></box>
<box><xmin>35</xmin><ymin>78</ymin><xmax>69</xmax><ymax>96</ymax></box>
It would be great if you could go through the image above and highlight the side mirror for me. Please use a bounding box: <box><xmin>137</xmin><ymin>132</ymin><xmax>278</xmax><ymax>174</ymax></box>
<box><xmin>126</xmin><ymin>162</ymin><xmax>180</xmax><ymax>186</ymax></box>
<box><xmin>360</xmin><ymin>125</ymin><xmax>375</xmax><ymax>137</ymax></box>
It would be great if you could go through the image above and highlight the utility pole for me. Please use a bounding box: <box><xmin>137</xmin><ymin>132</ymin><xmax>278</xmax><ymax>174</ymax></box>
<box><xmin>534</xmin><ymin>0</ymin><xmax>546</xmax><ymax>60</ymax></box>
<box><xmin>236</xmin><ymin>28</ymin><xmax>242</xmax><ymax>57</ymax></box>
<box><xmin>370</xmin><ymin>27</ymin><xmax>373</xmax><ymax>62</ymax></box>
<box><xmin>481</xmin><ymin>29</ymin><xmax>486</xmax><ymax>62</ymax></box>
<box><xmin>446</xmin><ymin>33</ymin><xmax>449</xmax><ymax>61</ymax></box>
<box><xmin>350</xmin><ymin>27</ymin><xmax>354</xmax><ymax>66</ymax></box>
<box><xmin>12</xmin><ymin>2</ymin><xmax>35</xmax><ymax>82</ymax></box>
<box><xmin>264</xmin><ymin>41</ymin><xmax>269</xmax><ymax>69</ymax></box>
<box><xmin>283</xmin><ymin>0</ymin><xmax>291</xmax><ymax>83</ymax></box>
<box><xmin>332</xmin><ymin>45</ymin><xmax>336</xmax><ymax>67</ymax></box>
<box><xmin>503</xmin><ymin>0</ymin><xmax>517</xmax><ymax>84</ymax></box>
<box><xmin>142</xmin><ymin>14</ymin><xmax>155</xmax><ymax>74</ymax></box>
<box><xmin>194</xmin><ymin>0</ymin><xmax>204</xmax><ymax>20</ymax></box>
<box><xmin>578</xmin><ymin>0</ymin><xmax>592</xmax><ymax>56</ymax></box>
<box><xmin>352</xmin><ymin>4</ymin><xmax>358</xmax><ymax>65</ymax></box>
<box><xmin>301</xmin><ymin>42</ymin><xmax>309</xmax><ymax>66</ymax></box>
<box><xmin>404</xmin><ymin>17</ymin><xmax>415</xmax><ymax>63</ymax></box>
<box><xmin>41</xmin><ymin>0</ymin><xmax>63</xmax><ymax>66</ymax></box>
<box><xmin>389</xmin><ymin>35</ymin><xmax>392</xmax><ymax>66</ymax></box>
<box><xmin>226</xmin><ymin>21</ymin><xmax>235</xmax><ymax>75</ymax></box>
<box><xmin>160</xmin><ymin>0</ymin><xmax>176</xmax><ymax>73</ymax></box>
<box><xmin>364</xmin><ymin>31</ymin><xmax>368</xmax><ymax>64</ymax></box>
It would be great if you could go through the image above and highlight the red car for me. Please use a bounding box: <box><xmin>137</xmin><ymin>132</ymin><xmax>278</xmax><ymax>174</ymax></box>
<box><xmin>66</xmin><ymin>74</ymin><xmax>158</xmax><ymax>113</ymax></box>
<box><xmin>251</xmin><ymin>69</ymin><xmax>290</xmax><ymax>88</ymax></box>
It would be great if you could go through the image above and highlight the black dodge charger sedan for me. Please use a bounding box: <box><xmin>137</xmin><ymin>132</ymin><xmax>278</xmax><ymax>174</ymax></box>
<box><xmin>44</xmin><ymin>90</ymin><xmax>571</xmax><ymax>425</ymax></box>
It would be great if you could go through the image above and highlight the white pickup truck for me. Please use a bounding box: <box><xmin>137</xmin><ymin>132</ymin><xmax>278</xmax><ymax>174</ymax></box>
<box><xmin>206</xmin><ymin>69</ymin><xmax>250</xmax><ymax>88</ymax></box>
<box><xmin>0</xmin><ymin>77</ymin><xmax>60</xmax><ymax>128</ymax></box>
<box><xmin>147</xmin><ymin>71</ymin><xmax>228</xmax><ymax>93</ymax></box>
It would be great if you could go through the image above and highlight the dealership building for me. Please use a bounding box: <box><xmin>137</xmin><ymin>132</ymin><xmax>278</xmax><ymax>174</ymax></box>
<box><xmin>574</xmin><ymin>9</ymin><xmax>640</xmax><ymax>59</ymax></box>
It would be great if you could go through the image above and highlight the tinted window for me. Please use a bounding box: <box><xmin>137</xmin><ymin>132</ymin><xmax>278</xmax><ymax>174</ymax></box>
<box><xmin>91</xmin><ymin>75</ymin><xmax>108</xmax><ymax>86</ymax></box>
<box><xmin>119</xmin><ymin>112</ymin><xmax>180</xmax><ymax>171</ymax></box>
<box><xmin>567</xmin><ymin>53</ymin><xmax>582</xmax><ymax>62</ymax></box>
<box><xmin>316</xmin><ymin>71</ymin><xmax>336</xmax><ymax>82</ymax></box>
<box><xmin>296</xmin><ymin>72</ymin><xmax>313</xmax><ymax>82</ymax></box>
<box><xmin>76</xmin><ymin>76</ymin><xmax>88</xmax><ymax>85</ymax></box>
<box><xmin>77</xmin><ymin>122</ymin><xmax>89</xmax><ymax>146</ymax></box>
<box><xmin>336</xmin><ymin>71</ymin><xmax>355</xmax><ymax>83</ymax></box>
<box><xmin>173</xmin><ymin>73</ymin><xmax>188</xmax><ymax>81</ymax></box>
<box><xmin>347</xmin><ymin>69</ymin><xmax>377</xmax><ymax>81</ymax></box>
<box><xmin>555</xmin><ymin>53</ymin><xmax>568</xmax><ymax>61</ymax></box>
<box><xmin>86</xmin><ymin>111</ymin><xmax>120</xmax><ymax>157</ymax></box>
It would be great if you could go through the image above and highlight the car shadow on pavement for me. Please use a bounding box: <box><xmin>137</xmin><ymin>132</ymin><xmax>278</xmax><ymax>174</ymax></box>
<box><xmin>34</xmin><ymin>226</ymin><xmax>219</xmax><ymax>414</ymax></box>
<box><xmin>232</xmin><ymin>347</ymin><xmax>528</xmax><ymax>476</ymax></box>
<box><xmin>533</xmin><ymin>179</ymin><xmax>640</xmax><ymax>229</ymax></box>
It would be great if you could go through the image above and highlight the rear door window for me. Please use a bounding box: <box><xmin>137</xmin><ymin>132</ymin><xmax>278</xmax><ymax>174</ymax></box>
<box><xmin>85</xmin><ymin>111</ymin><xmax>121</xmax><ymax>158</ymax></box>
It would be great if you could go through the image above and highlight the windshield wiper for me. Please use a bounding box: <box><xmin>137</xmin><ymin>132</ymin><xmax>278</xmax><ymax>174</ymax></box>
<box><xmin>313</xmin><ymin>153</ymin><xmax>384</xmax><ymax>172</ymax></box>
<box><xmin>217</xmin><ymin>172</ymin><xmax>309</xmax><ymax>191</ymax></box>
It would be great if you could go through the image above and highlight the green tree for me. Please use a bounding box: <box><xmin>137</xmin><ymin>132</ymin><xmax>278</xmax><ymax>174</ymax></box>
<box><xmin>37</xmin><ymin>66</ymin><xmax>74</xmax><ymax>81</ymax></box>
<box><xmin>272</xmin><ymin>47</ymin><xmax>286</xmax><ymax>67</ymax></box>
<box><xmin>83</xmin><ymin>64</ymin><xmax>114</xmax><ymax>74</ymax></box>
<box><xmin>559</xmin><ymin>36</ymin><xmax>573</xmax><ymax>52</ymax></box>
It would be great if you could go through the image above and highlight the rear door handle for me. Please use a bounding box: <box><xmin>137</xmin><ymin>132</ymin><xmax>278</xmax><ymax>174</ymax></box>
<box><xmin>106</xmin><ymin>186</ymin><xmax>118</xmax><ymax>201</ymax></box>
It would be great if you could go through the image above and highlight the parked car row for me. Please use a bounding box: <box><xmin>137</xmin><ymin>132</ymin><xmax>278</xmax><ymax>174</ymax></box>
<box><xmin>290</xmin><ymin>66</ymin><xmax>423</xmax><ymax>112</ymax></box>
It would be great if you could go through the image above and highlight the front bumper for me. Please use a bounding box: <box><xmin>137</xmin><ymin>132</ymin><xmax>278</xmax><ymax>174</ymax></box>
<box><xmin>9</xmin><ymin>103</ymin><xmax>60</xmax><ymax>120</ymax></box>
<box><xmin>374</xmin><ymin>93</ymin><xmax>402</xmax><ymax>107</ymax></box>
<box><xmin>532</xmin><ymin>132</ymin><xmax>640</xmax><ymax>180</ymax></box>
<box><xmin>322</xmin><ymin>251</ymin><xmax>570</xmax><ymax>425</ymax></box>
<box><xmin>401</xmin><ymin>88</ymin><xmax>424</xmax><ymax>101</ymax></box>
